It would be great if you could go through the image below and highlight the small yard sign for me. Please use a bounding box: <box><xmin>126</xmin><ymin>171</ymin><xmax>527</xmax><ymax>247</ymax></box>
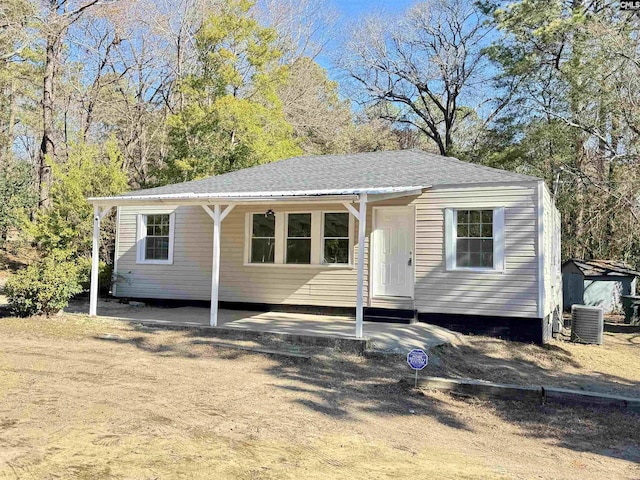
<box><xmin>407</xmin><ymin>349</ymin><xmax>428</xmax><ymax>388</ymax></box>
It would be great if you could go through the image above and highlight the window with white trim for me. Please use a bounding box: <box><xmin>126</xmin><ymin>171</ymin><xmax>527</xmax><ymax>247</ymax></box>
<box><xmin>445</xmin><ymin>207</ymin><xmax>505</xmax><ymax>271</ymax></box>
<box><xmin>456</xmin><ymin>210</ymin><xmax>493</xmax><ymax>268</ymax></box>
<box><xmin>286</xmin><ymin>213</ymin><xmax>312</xmax><ymax>264</ymax></box>
<box><xmin>245</xmin><ymin>211</ymin><xmax>353</xmax><ymax>266</ymax></box>
<box><xmin>137</xmin><ymin>213</ymin><xmax>175</xmax><ymax>264</ymax></box>
<box><xmin>250</xmin><ymin>213</ymin><xmax>275</xmax><ymax>263</ymax></box>
<box><xmin>322</xmin><ymin>212</ymin><xmax>350</xmax><ymax>264</ymax></box>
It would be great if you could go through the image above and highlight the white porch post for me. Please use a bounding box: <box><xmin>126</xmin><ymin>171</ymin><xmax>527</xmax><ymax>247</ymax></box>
<box><xmin>89</xmin><ymin>204</ymin><xmax>112</xmax><ymax>317</ymax></box>
<box><xmin>211</xmin><ymin>205</ymin><xmax>221</xmax><ymax>327</ymax></box>
<box><xmin>202</xmin><ymin>204</ymin><xmax>235</xmax><ymax>327</ymax></box>
<box><xmin>89</xmin><ymin>205</ymin><xmax>101</xmax><ymax>316</ymax></box>
<box><xmin>355</xmin><ymin>194</ymin><xmax>367</xmax><ymax>338</ymax></box>
<box><xmin>343</xmin><ymin>194</ymin><xmax>368</xmax><ymax>338</ymax></box>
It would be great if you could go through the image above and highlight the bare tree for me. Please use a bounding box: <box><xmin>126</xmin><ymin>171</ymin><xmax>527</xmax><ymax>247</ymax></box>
<box><xmin>64</xmin><ymin>0</ymin><xmax>223</xmax><ymax>187</ymax></box>
<box><xmin>134</xmin><ymin>0</ymin><xmax>225</xmax><ymax>112</ymax></box>
<box><xmin>1</xmin><ymin>1</ymin><xmax>37</xmax><ymax>162</ymax></box>
<box><xmin>339</xmin><ymin>0</ymin><xmax>493</xmax><ymax>155</ymax></box>
<box><xmin>0</xmin><ymin>0</ymin><xmax>38</xmax><ymax>63</ymax></box>
<box><xmin>37</xmin><ymin>0</ymin><xmax>104</xmax><ymax>209</ymax></box>
<box><xmin>258</xmin><ymin>0</ymin><xmax>337</xmax><ymax>63</ymax></box>
<box><xmin>276</xmin><ymin>56</ymin><xmax>351</xmax><ymax>154</ymax></box>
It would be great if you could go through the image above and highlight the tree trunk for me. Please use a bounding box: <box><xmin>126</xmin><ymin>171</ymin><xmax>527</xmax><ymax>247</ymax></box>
<box><xmin>38</xmin><ymin>24</ymin><xmax>64</xmax><ymax>209</ymax></box>
<box><xmin>6</xmin><ymin>79</ymin><xmax>16</xmax><ymax>160</ymax></box>
<box><xmin>573</xmin><ymin>138</ymin><xmax>586</xmax><ymax>259</ymax></box>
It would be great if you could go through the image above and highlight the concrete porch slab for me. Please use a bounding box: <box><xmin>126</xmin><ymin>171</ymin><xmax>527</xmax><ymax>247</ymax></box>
<box><xmin>68</xmin><ymin>300</ymin><xmax>459</xmax><ymax>353</ymax></box>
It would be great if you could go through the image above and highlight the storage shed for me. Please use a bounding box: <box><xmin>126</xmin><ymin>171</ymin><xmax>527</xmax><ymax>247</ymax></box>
<box><xmin>562</xmin><ymin>260</ymin><xmax>639</xmax><ymax>314</ymax></box>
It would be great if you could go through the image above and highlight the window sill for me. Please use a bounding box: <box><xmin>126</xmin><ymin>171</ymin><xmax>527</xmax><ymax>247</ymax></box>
<box><xmin>446</xmin><ymin>267</ymin><xmax>506</xmax><ymax>274</ymax></box>
<box><xmin>136</xmin><ymin>260</ymin><xmax>174</xmax><ymax>265</ymax></box>
<box><xmin>243</xmin><ymin>263</ymin><xmax>354</xmax><ymax>270</ymax></box>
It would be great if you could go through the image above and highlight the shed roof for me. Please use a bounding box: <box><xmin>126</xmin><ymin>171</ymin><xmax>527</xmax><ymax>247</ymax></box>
<box><xmin>564</xmin><ymin>259</ymin><xmax>640</xmax><ymax>277</ymax></box>
<box><xmin>90</xmin><ymin>149</ymin><xmax>539</xmax><ymax>203</ymax></box>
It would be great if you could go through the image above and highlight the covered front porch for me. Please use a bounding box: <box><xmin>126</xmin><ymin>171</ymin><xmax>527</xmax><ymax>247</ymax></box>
<box><xmin>88</xmin><ymin>186</ymin><xmax>424</xmax><ymax>340</ymax></box>
<box><xmin>79</xmin><ymin>300</ymin><xmax>458</xmax><ymax>353</ymax></box>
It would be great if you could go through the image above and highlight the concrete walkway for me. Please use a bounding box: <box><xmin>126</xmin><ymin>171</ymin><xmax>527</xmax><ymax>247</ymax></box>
<box><xmin>70</xmin><ymin>300</ymin><xmax>459</xmax><ymax>353</ymax></box>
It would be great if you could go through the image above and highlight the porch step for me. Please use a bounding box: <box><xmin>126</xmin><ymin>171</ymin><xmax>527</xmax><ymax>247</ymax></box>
<box><xmin>132</xmin><ymin>321</ymin><xmax>369</xmax><ymax>354</ymax></box>
<box><xmin>365</xmin><ymin>316</ymin><xmax>412</xmax><ymax>324</ymax></box>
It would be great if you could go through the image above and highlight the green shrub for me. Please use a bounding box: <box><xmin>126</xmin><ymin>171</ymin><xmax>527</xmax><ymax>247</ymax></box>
<box><xmin>77</xmin><ymin>257</ymin><xmax>112</xmax><ymax>294</ymax></box>
<box><xmin>4</xmin><ymin>253</ymin><xmax>83</xmax><ymax>317</ymax></box>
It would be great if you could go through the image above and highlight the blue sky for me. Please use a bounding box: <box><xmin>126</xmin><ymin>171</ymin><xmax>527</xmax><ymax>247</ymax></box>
<box><xmin>327</xmin><ymin>0</ymin><xmax>417</xmax><ymax>18</ymax></box>
<box><xmin>319</xmin><ymin>0</ymin><xmax>418</xmax><ymax>79</ymax></box>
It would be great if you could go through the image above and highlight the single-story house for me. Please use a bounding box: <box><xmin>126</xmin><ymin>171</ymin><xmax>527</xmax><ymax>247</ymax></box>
<box><xmin>88</xmin><ymin>149</ymin><xmax>562</xmax><ymax>343</ymax></box>
<box><xmin>563</xmin><ymin>259</ymin><xmax>639</xmax><ymax>314</ymax></box>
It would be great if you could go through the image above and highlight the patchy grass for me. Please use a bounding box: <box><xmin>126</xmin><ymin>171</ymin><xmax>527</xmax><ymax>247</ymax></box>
<box><xmin>429</xmin><ymin>332</ymin><xmax>640</xmax><ymax>397</ymax></box>
<box><xmin>0</xmin><ymin>314</ymin><xmax>638</xmax><ymax>479</ymax></box>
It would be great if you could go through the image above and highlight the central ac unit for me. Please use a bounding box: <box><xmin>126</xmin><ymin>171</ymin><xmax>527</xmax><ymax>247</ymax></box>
<box><xmin>571</xmin><ymin>305</ymin><xmax>604</xmax><ymax>345</ymax></box>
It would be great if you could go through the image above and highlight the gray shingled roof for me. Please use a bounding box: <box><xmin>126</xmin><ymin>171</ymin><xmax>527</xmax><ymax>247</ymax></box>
<box><xmin>564</xmin><ymin>259</ymin><xmax>640</xmax><ymax>277</ymax></box>
<box><xmin>115</xmin><ymin>149</ymin><xmax>539</xmax><ymax>199</ymax></box>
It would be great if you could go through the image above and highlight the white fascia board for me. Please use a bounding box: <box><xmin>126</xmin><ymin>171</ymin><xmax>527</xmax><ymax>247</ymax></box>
<box><xmin>367</xmin><ymin>188</ymin><xmax>425</xmax><ymax>202</ymax></box>
<box><xmin>429</xmin><ymin>180</ymin><xmax>541</xmax><ymax>190</ymax></box>
<box><xmin>89</xmin><ymin>194</ymin><xmax>360</xmax><ymax>206</ymax></box>
<box><xmin>87</xmin><ymin>185</ymin><xmax>428</xmax><ymax>205</ymax></box>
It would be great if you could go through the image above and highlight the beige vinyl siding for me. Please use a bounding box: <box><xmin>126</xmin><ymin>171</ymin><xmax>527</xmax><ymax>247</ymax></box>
<box><xmin>413</xmin><ymin>184</ymin><xmax>539</xmax><ymax>318</ymax></box>
<box><xmin>116</xmin><ymin>203</ymin><xmax>370</xmax><ymax>306</ymax></box>
<box><xmin>220</xmin><ymin>204</ymin><xmax>366</xmax><ymax>307</ymax></box>
<box><xmin>115</xmin><ymin>183</ymin><xmax>541</xmax><ymax>318</ymax></box>
<box><xmin>115</xmin><ymin>205</ymin><xmax>213</xmax><ymax>300</ymax></box>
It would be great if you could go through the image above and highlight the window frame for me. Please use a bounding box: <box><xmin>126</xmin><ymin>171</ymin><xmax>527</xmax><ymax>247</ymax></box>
<box><xmin>285</xmin><ymin>212</ymin><xmax>313</xmax><ymax>264</ymax></box>
<box><xmin>244</xmin><ymin>210</ymin><xmax>354</xmax><ymax>268</ymax></box>
<box><xmin>249</xmin><ymin>212</ymin><xmax>277</xmax><ymax>264</ymax></box>
<box><xmin>454</xmin><ymin>209</ymin><xmax>494</xmax><ymax>269</ymax></box>
<box><xmin>321</xmin><ymin>211</ymin><xmax>353</xmax><ymax>266</ymax></box>
<box><xmin>445</xmin><ymin>207</ymin><xmax>505</xmax><ymax>273</ymax></box>
<box><xmin>136</xmin><ymin>212</ymin><xmax>175</xmax><ymax>265</ymax></box>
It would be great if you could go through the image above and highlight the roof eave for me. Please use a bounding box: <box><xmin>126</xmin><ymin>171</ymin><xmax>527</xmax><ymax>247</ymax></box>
<box><xmin>87</xmin><ymin>186</ymin><xmax>429</xmax><ymax>206</ymax></box>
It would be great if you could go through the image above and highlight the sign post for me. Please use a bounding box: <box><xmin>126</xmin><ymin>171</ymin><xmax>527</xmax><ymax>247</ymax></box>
<box><xmin>407</xmin><ymin>349</ymin><xmax>428</xmax><ymax>388</ymax></box>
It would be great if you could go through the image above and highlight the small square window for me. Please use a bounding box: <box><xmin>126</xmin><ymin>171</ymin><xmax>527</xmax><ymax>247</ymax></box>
<box><xmin>287</xmin><ymin>213</ymin><xmax>311</xmax><ymax>238</ymax></box>
<box><xmin>138</xmin><ymin>213</ymin><xmax>173</xmax><ymax>264</ymax></box>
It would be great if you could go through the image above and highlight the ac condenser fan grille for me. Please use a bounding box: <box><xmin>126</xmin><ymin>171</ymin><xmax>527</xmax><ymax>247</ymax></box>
<box><xmin>571</xmin><ymin>305</ymin><xmax>604</xmax><ymax>345</ymax></box>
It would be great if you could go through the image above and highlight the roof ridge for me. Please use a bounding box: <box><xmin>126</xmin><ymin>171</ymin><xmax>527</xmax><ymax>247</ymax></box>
<box><xmin>294</xmin><ymin>148</ymin><xmax>414</xmax><ymax>160</ymax></box>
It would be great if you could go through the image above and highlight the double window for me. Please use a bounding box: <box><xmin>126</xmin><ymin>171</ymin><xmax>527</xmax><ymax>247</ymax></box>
<box><xmin>445</xmin><ymin>208</ymin><xmax>505</xmax><ymax>272</ymax></box>
<box><xmin>248</xmin><ymin>211</ymin><xmax>352</xmax><ymax>266</ymax></box>
<box><xmin>137</xmin><ymin>213</ymin><xmax>175</xmax><ymax>264</ymax></box>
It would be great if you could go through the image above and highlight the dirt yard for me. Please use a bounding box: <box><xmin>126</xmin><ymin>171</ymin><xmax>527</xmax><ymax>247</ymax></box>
<box><xmin>429</xmin><ymin>331</ymin><xmax>640</xmax><ymax>398</ymax></box>
<box><xmin>0</xmin><ymin>315</ymin><xmax>638</xmax><ymax>479</ymax></box>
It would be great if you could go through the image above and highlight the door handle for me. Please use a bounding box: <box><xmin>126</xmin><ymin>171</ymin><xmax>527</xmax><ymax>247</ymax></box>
<box><xmin>408</xmin><ymin>253</ymin><xmax>412</xmax><ymax>267</ymax></box>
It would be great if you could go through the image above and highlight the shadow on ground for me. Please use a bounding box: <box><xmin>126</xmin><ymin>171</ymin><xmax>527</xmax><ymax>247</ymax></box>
<box><xmin>427</xmin><ymin>334</ymin><xmax>640</xmax><ymax>397</ymax></box>
<box><xmin>93</xmin><ymin>322</ymin><xmax>640</xmax><ymax>464</ymax></box>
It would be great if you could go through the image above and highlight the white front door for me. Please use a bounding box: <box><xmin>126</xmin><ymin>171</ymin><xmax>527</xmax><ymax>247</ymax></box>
<box><xmin>372</xmin><ymin>207</ymin><xmax>414</xmax><ymax>297</ymax></box>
